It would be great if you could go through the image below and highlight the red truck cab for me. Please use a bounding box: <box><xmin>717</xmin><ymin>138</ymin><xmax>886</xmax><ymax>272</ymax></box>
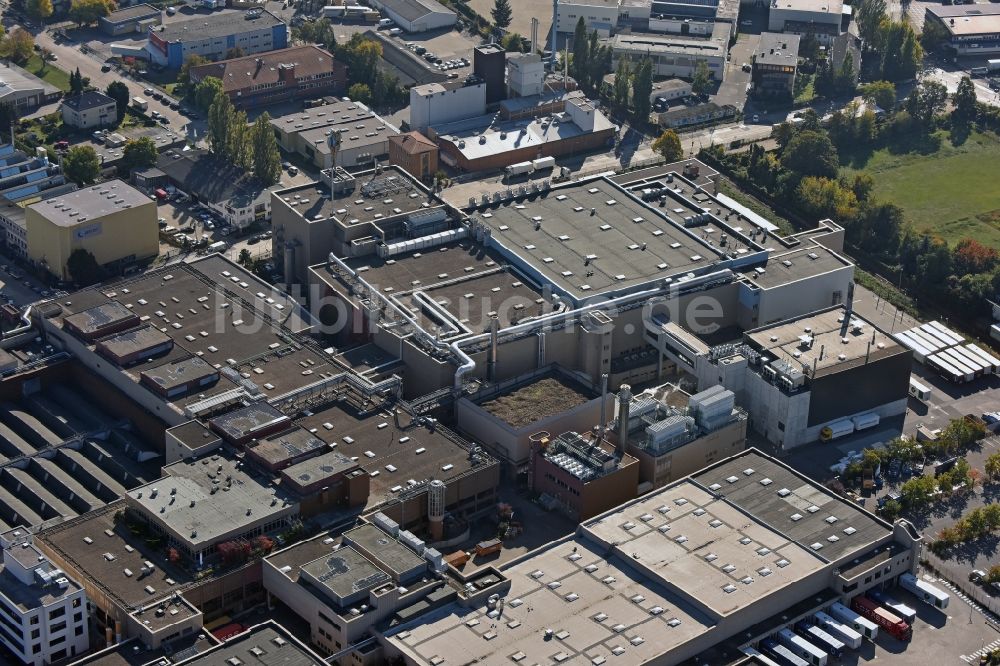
<box><xmin>852</xmin><ymin>595</ymin><xmax>912</xmax><ymax>641</ymax></box>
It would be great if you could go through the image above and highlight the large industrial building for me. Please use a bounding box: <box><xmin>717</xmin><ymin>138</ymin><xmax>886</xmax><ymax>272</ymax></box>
<box><xmin>188</xmin><ymin>45</ymin><xmax>348</xmax><ymax>109</ymax></box>
<box><xmin>379</xmin><ymin>448</ymin><xmax>923</xmax><ymax>665</ymax></box>
<box><xmin>24</xmin><ymin>180</ymin><xmax>158</xmax><ymax>281</ymax></box>
<box><xmin>364</xmin><ymin>0</ymin><xmax>457</xmax><ymax>32</ymax></box>
<box><xmin>430</xmin><ymin>96</ymin><xmax>616</xmax><ymax>172</ymax></box>
<box><xmin>273</xmin><ymin>164</ymin><xmax>455</xmax><ymax>286</ymax></box>
<box><xmin>610</xmin><ymin>32</ymin><xmax>729</xmax><ymax>80</ymax></box>
<box><xmin>924</xmin><ymin>4</ymin><xmax>1000</xmax><ymax>56</ymax></box>
<box><xmin>269</xmin><ymin>98</ymin><xmax>400</xmax><ymax>169</ymax></box>
<box><xmin>408</xmin><ymin>79</ymin><xmax>487</xmax><ymax>134</ymax></box>
<box><xmin>98</xmin><ymin>3</ymin><xmax>161</xmax><ymax>36</ymax></box>
<box><xmin>688</xmin><ymin>306</ymin><xmax>912</xmax><ymax>448</ymax></box>
<box><xmin>299</xmin><ymin>161</ymin><xmax>862</xmax><ymax>410</ymax></box>
<box><xmin>146</xmin><ymin>8</ymin><xmax>288</xmax><ymax>68</ymax></box>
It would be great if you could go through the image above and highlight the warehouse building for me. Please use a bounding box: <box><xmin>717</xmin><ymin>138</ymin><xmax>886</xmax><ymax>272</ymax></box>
<box><xmin>269</xmin><ymin>98</ymin><xmax>400</xmax><ymax>169</ymax></box>
<box><xmin>25</xmin><ymin>180</ymin><xmax>158</xmax><ymax>281</ymax></box>
<box><xmin>0</xmin><ymin>530</ymin><xmax>90</xmax><ymax>666</ymax></box>
<box><xmin>556</xmin><ymin>0</ymin><xmax>623</xmax><ymax>35</ymax></box>
<box><xmin>924</xmin><ymin>4</ymin><xmax>1000</xmax><ymax>56</ymax></box>
<box><xmin>767</xmin><ymin>0</ymin><xmax>845</xmax><ymax>45</ymax></box>
<box><xmin>99</xmin><ymin>3</ymin><xmax>161</xmax><ymax>36</ymax></box>
<box><xmin>430</xmin><ymin>95</ymin><xmax>616</xmax><ymax>172</ymax></box>
<box><xmin>610</xmin><ymin>32</ymin><xmax>728</xmax><ymax>80</ymax></box>
<box><xmin>0</xmin><ymin>61</ymin><xmax>61</xmax><ymax>112</ymax></box>
<box><xmin>146</xmin><ymin>8</ymin><xmax>288</xmax><ymax>69</ymax></box>
<box><xmin>38</xmin><ymin>257</ymin><xmax>318</xmax><ymax>427</ymax></box>
<box><xmin>380</xmin><ymin>448</ymin><xmax>923</xmax><ymax>665</ymax></box>
<box><xmin>302</xmin><ymin>160</ymin><xmax>856</xmax><ymax>401</ymax></box>
<box><xmin>693</xmin><ymin>306</ymin><xmax>912</xmax><ymax>448</ymax></box>
<box><xmin>263</xmin><ymin>520</ymin><xmax>451</xmax><ymax>655</ymax></box>
<box><xmin>272</xmin><ymin>164</ymin><xmax>453</xmax><ymax>286</ymax></box>
<box><xmin>61</xmin><ymin>91</ymin><xmax>119</xmax><ymax>130</ymax></box>
<box><xmin>364</xmin><ymin>0</ymin><xmax>457</xmax><ymax>32</ymax></box>
<box><xmin>188</xmin><ymin>45</ymin><xmax>348</xmax><ymax>109</ymax></box>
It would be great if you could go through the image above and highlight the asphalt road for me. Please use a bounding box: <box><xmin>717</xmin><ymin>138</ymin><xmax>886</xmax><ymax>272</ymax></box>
<box><xmin>30</xmin><ymin>26</ymin><xmax>200</xmax><ymax>138</ymax></box>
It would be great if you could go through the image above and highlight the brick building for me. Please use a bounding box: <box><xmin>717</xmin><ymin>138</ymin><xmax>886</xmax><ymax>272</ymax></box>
<box><xmin>188</xmin><ymin>46</ymin><xmax>347</xmax><ymax>109</ymax></box>
<box><xmin>387</xmin><ymin>132</ymin><xmax>438</xmax><ymax>181</ymax></box>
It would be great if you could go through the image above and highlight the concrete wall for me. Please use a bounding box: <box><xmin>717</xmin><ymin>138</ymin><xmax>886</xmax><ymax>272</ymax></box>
<box><xmin>61</xmin><ymin>100</ymin><xmax>118</xmax><ymax>130</ymax></box>
<box><xmin>26</xmin><ymin>198</ymin><xmax>158</xmax><ymax>281</ymax></box>
<box><xmin>409</xmin><ymin>83</ymin><xmax>486</xmax><ymax>134</ymax></box>
<box><xmin>754</xmin><ymin>264</ymin><xmax>854</xmax><ymax>328</ymax></box>
<box><xmin>556</xmin><ymin>0</ymin><xmax>621</xmax><ymax>33</ymax></box>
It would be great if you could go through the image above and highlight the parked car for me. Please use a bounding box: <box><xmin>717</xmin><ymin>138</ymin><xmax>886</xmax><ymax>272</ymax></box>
<box><xmin>144</xmin><ymin>87</ymin><xmax>154</xmax><ymax>96</ymax></box>
<box><xmin>970</xmin><ymin>569</ymin><xmax>987</xmax><ymax>583</ymax></box>
<box><xmin>101</xmin><ymin>63</ymin><xmax>112</xmax><ymax>72</ymax></box>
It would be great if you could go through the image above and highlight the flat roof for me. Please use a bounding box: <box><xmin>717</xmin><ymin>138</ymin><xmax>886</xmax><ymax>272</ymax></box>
<box><xmin>270</xmin><ymin>99</ymin><xmax>374</xmax><ymax>135</ymax></box>
<box><xmin>300</xmin><ymin>545</ymin><xmax>390</xmax><ymax>604</ymax></box>
<box><xmin>125</xmin><ymin>452</ymin><xmax>297</xmax><ymax>551</ymax></box>
<box><xmin>1</xmin><ymin>543</ymin><xmax>84</xmax><ymax>612</ymax></box>
<box><xmin>209</xmin><ymin>403</ymin><xmax>290</xmax><ymax>442</ymax></box>
<box><xmin>156</xmin><ymin>8</ymin><xmax>284</xmax><ymax>42</ymax></box>
<box><xmin>37</xmin><ymin>502</ymin><xmax>197</xmax><ymax>610</ymax></box>
<box><xmin>165</xmin><ymin>420</ymin><xmax>222</xmax><ymax>452</ymax></box>
<box><xmin>435</xmin><ymin>109</ymin><xmax>614</xmax><ymax>162</ymax></box>
<box><xmin>97</xmin><ymin>325</ymin><xmax>173</xmax><ymax>361</ymax></box>
<box><xmin>470</xmin><ymin>175</ymin><xmax>759</xmax><ymax>301</ymax></box>
<box><xmin>478</xmin><ymin>375</ymin><xmax>594</xmax><ymax>428</ymax></box>
<box><xmin>47</xmin><ymin>258</ymin><xmax>322</xmax><ymax>411</ymax></box>
<box><xmin>293</xmin><ymin>399</ymin><xmax>485</xmax><ymax>508</ymax></box>
<box><xmin>739</xmin><ymin>244</ymin><xmax>850</xmax><ymax>289</ymax></box>
<box><xmin>611</xmin><ymin>33</ymin><xmax>727</xmax><ymax>57</ymax></box>
<box><xmin>387</xmin><ymin>449</ymin><xmax>892</xmax><ymax>665</ymax></box>
<box><xmin>129</xmin><ymin>593</ymin><xmax>201</xmax><ymax>633</ymax></box>
<box><xmin>344</xmin><ymin>523</ymin><xmax>426</xmax><ymax>578</ymax></box>
<box><xmin>926</xmin><ymin>4</ymin><xmax>1000</xmax><ymax>35</ymax></box>
<box><xmin>274</xmin><ymin>166</ymin><xmax>437</xmax><ymax>228</ymax></box>
<box><xmin>140</xmin><ymin>356</ymin><xmax>218</xmax><ymax>393</ymax></box>
<box><xmin>68</xmin><ymin>634</ymin><xmax>216</xmax><ymax>666</ymax></box>
<box><xmin>250</xmin><ymin>427</ymin><xmax>328</xmax><ymax>467</ymax></box>
<box><xmin>105</xmin><ymin>3</ymin><xmax>160</xmax><ymax>21</ymax></box>
<box><xmin>313</xmin><ymin>240</ymin><xmax>550</xmax><ymax>332</ymax></box>
<box><xmin>770</xmin><ymin>0</ymin><xmax>843</xmax><ymax>14</ymax></box>
<box><xmin>29</xmin><ymin>180</ymin><xmax>151</xmax><ymax>227</ymax></box>
<box><xmin>174</xmin><ymin>622</ymin><xmax>326</xmax><ymax>666</ymax></box>
<box><xmin>280</xmin><ymin>449</ymin><xmax>359</xmax><ymax>488</ymax></box>
<box><xmin>745</xmin><ymin>306</ymin><xmax>905</xmax><ymax>379</ymax></box>
<box><xmin>755</xmin><ymin>32</ymin><xmax>800</xmax><ymax>66</ymax></box>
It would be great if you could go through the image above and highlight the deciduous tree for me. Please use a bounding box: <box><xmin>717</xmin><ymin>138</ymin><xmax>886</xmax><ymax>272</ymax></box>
<box><xmin>251</xmin><ymin>113</ymin><xmax>281</xmax><ymax>186</ymax></box>
<box><xmin>652</xmin><ymin>129</ymin><xmax>683</xmax><ymax>162</ymax></box>
<box><xmin>952</xmin><ymin>75</ymin><xmax>977</xmax><ymax>127</ymax></box>
<box><xmin>194</xmin><ymin>76</ymin><xmax>223</xmax><ymax>112</ymax></box>
<box><xmin>860</xmin><ymin>80</ymin><xmax>896</xmax><ymax>113</ymax></box>
<box><xmin>632</xmin><ymin>57</ymin><xmax>652</xmax><ymax>120</ymax></box>
<box><xmin>63</xmin><ymin>145</ymin><xmax>101</xmax><ymax>185</ymax></box>
<box><xmin>106</xmin><ymin>81</ymin><xmax>130</xmax><ymax>121</ymax></box>
<box><xmin>780</xmin><ymin>129</ymin><xmax>839</xmax><ymax>179</ymax></box>
<box><xmin>26</xmin><ymin>0</ymin><xmax>54</xmax><ymax>21</ymax></box>
<box><xmin>69</xmin><ymin>0</ymin><xmax>112</xmax><ymax>26</ymax></box>
<box><xmin>0</xmin><ymin>28</ymin><xmax>34</xmax><ymax>65</ymax></box>
<box><xmin>119</xmin><ymin>137</ymin><xmax>158</xmax><ymax>175</ymax></box>
<box><xmin>691</xmin><ymin>60</ymin><xmax>712</xmax><ymax>95</ymax></box>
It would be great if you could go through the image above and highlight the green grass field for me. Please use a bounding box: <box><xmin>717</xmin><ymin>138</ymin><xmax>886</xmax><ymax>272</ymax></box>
<box><xmin>25</xmin><ymin>55</ymin><xmax>72</xmax><ymax>92</ymax></box>
<box><xmin>842</xmin><ymin>131</ymin><xmax>1000</xmax><ymax>248</ymax></box>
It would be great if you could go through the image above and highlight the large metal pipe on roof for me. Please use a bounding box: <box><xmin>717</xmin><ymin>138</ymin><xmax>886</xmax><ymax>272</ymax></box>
<box><xmin>599</xmin><ymin>373</ymin><xmax>608</xmax><ymax>433</ymax></box>
<box><xmin>487</xmin><ymin>315</ymin><xmax>500</xmax><ymax>383</ymax></box>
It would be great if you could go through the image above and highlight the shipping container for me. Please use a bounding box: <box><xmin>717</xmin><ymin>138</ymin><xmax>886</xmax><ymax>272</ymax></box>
<box><xmin>988</xmin><ymin>59</ymin><xmax>1000</xmax><ymax>71</ymax></box>
<box><xmin>962</xmin><ymin>344</ymin><xmax>999</xmax><ymax>373</ymax></box>
<box><xmin>813</xmin><ymin>611</ymin><xmax>863</xmax><ymax>649</ymax></box>
<box><xmin>761</xmin><ymin>638</ymin><xmax>810</xmax><ymax>666</ymax></box>
<box><xmin>794</xmin><ymin>621</ymin><xmax>845</xmax><ymax>657</ymax></box>
<box><xmin>132</xmin><ymin>96</ymin><xmax>148</xmax><ymax>111</ymax></box>
<box><xmin>829</xmin><ymin>602</ymin><xmax>879</xmax><ymax>640</ymax></box>
<box><xmin>505</xmin><ymin>161</ymin><xmax>534</xmax><ymax>177</ymax></box>
<box><xmin>741</xmin><ymin>646</ymin><xmax>783</xmax><ymax>666</ymax></box>
<box><xmin>776</xmin><ymin>629</ymin><xmax>826</xmax><ymax>666</ymax></box>
<box><xmin>927</xmin><ymin>320</ymin><xmax>964</xmax><ymax>345</ymax></box>
<box><xmin>851</xmin><ymin>596</ymin><xmax>911</xmax><ymax>641</ymax></box>
<box><xmin>899</xmin><ymin>573</ymin><xmax>950</xmax><ymax>609</ymax></box>
<box><xmin>851</xmin><ymin>413</ymin><xmax>880</xmax><ymax>430</ymax></box>
<box><xmin>928</xmin><ymin>354</ymin><xmax>968</xmax><ymax>383</ymax></box>
<box><xmin>531</xmin><ymin>156</ymin><xmax>556</xmax><ymax>172</ymax></box>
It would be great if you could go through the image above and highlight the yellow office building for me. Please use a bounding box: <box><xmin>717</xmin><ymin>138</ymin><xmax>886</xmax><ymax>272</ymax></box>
<box><xmin>26</xmin><ymin>180</ymin><xmax>158</xmax><ymax>281</ymax></box>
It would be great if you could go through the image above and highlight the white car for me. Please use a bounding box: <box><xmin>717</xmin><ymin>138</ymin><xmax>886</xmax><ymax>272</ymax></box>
<box><xmin>166</xmin><ymin>5</ymin><xmax>176</xmax><ymax>13</ymax></box>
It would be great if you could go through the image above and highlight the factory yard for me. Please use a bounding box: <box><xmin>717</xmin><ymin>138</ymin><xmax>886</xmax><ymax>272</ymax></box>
<box><xmin>841</xmin><ymin>130</ymin><xmax>1000</xmax><ymax>248</ymax></box>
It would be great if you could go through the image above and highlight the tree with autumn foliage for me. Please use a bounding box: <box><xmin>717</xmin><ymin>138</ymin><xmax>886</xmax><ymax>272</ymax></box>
<box><xmin>953</xmin><ymin>239</ymin><xmax>1000</xmax><ymax>276</ymax></box>
<box><xmin>168</xmin><ymin>547</ymin><xmax>181</xmax><ymax>564</ymax></box>
<box><xmin>254</xmin><ymin>536</ymin><xmax>275</xmax><ymax>554</ymax></box>
<box><xmin>217</xmin><ymin>540</ymin><xmax>252</xmax><ymax>564</ymax></box>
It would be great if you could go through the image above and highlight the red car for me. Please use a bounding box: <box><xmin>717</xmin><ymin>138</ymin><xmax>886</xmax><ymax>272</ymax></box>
<box><xmin>54</xmin><ymin>140</ymin><xmax>69</xmax><ymax>150</ymax></box>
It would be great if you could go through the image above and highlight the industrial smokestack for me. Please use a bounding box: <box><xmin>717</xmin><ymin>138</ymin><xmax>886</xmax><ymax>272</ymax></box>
<box><xmin>616</xmin><ymin>384</ymin><xmax>632</xmax><ymax>456</ymax></box>
<box><xmin>428</xmin><ymin>480</ymin><xmax>446</xmax><ymax>541</ymax></box>
<box><xmin>531</xmin><ymin>17</ymin><xmax>539</xmax><ymax>56</ymax></box>
<box><xmin>551</xmin><ymin>0</ymin><xmax>558</xmax><ymax>67</ymax></box>
<box><xmin>487</xmin><ymin>315</ymin><xmax>500</xmax><ymax>383</ymax></box>
<box><xmin>599</xmin><ymin>373</ymin><xmax>608</xmax><ymax>430</ymax></box>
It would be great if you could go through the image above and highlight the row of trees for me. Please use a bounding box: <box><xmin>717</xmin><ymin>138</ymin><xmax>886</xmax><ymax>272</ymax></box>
<box><xmin>855</xmin><ymin>0</ymin><xmax>922</xmax><ymax>81</ymax></box>
<box><xmin>933</xmin><ymin>503</ymin><xmax>1000</xmax><ymax>552</ymax></box>
<box><xmin>205</xmin><ymin>86</ymin><xmax>282</xmax><ymax>185</ymax></box>
<box><xmin>570</xmin><ymin>18</ymin><xmax>613</xmax><ymax>98</ymax></box>
<box><xmin>707</xmin><ymin>75</ymin><xmax>999</xmax><ymax>316</ymax></box>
